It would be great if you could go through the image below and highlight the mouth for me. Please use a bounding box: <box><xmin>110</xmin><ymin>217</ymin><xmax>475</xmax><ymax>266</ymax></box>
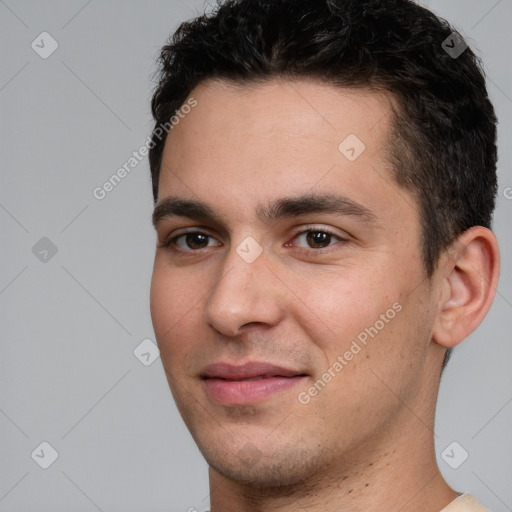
<box><xmin>200</xmin><ymin>362</ymin><xmax>308</xmax><ymax>405</ymax></box>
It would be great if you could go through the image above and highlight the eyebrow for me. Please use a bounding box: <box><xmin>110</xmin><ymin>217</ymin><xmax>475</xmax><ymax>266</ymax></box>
<box><xmin>152</xmin><ymin>193</ymin><xmax>378</xmax><ymax>228</ymax></box>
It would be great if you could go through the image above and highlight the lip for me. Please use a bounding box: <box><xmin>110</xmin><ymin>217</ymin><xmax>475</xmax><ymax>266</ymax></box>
<box><xmin>201</xmin><ymin>362</ymin><xmax>308</xmax><ymax>406</ymax></box>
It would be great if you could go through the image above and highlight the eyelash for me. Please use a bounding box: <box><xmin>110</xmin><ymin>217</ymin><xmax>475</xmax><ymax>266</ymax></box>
<box><xmin>160</xmin><ymin>226</ymin><xmax>347</xmax><ymax>255</ymax></box>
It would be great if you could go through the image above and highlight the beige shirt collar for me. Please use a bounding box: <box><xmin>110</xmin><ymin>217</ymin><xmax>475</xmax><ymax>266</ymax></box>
<box><xmin>440</xmin><ymin>494</ymin><xmax>490</xmax><ymax>512</ymax></box>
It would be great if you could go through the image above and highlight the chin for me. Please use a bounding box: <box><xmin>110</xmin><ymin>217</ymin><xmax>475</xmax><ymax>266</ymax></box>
<box><xmin>198</xmin><ymin>435</ymin><xmax>326</xmax><ymax>489</ymax></box>
<box><xmin>211</xmin><ymin>458</ymin><xmax>314</xmax><ymax>489</ymax></box>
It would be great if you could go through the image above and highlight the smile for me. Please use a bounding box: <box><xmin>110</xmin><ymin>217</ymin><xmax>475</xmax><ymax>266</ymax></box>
<box><xmin>200</xmin><ymin>362</ymin><xmax>308</xmax><ymax>406</ymax></box>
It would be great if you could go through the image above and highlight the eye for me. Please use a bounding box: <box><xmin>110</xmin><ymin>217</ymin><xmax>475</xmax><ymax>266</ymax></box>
<box><xmin>164</xmin><ymin>231</ymin><xmax>221</xmax><ymax>251</ymax></box>
<box><xmin>289</xmin><ymin>228</ymin><xmax>346</xmax><ymax>250</ymax></box>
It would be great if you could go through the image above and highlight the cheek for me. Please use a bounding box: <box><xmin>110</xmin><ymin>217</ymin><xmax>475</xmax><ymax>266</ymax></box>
<box><xmin>150</xmin><ymin>260</ymin><xmax>203</xmax><ymax>357</ymax></box>
<box><xmin>150</xmin><ymin>264</ymin><xmax>174</xmax><ymax>338</ymax></box>
<box><xmin>293</xmin><ymin>265</ymin><xmax>402</xmax><ymax>354</ymax></box>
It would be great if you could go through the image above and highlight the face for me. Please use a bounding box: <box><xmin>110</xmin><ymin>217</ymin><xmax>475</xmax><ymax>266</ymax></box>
<box><xmin>150</xmin><ymin>79</ymin><xmax>438</xmax><ymax>487</ymax></box>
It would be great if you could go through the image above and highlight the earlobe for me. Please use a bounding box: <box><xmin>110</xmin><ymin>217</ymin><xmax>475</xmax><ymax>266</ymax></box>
<box><xmin>432</xmin><ymin>226</ymin><xmax>500</xmax><ymax>349</ymax></box>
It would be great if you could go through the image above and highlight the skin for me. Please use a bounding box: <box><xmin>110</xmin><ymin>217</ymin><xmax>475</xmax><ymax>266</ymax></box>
<box><xmin>150</xmin><ymin>78</ymin><xmax>499</xmax><ymax>512</ymax></box>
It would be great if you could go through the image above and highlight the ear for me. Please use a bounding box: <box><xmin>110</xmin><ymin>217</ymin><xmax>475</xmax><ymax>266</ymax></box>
<box><xmin>432</xmin><ymin>226</ymin><xmax>500</xmax><ymax>348</ymax></box>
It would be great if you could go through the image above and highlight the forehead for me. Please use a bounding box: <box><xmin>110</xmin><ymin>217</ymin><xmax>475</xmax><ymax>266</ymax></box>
<box><xmin>158</xmin><ymin>78</ymin><xmax>416</xmax><ymax>229</ymax></box>
<box><xmin>165</xmin><ymin>78</ymin><xmax>395</xmax><ymax>152</ymax></box>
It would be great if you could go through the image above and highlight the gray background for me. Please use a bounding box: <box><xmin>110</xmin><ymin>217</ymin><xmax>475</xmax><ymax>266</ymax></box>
<box><xmin>1</xmin><ymin>0</ymin><xmax>511</xmax><ymax>510</ymax></box>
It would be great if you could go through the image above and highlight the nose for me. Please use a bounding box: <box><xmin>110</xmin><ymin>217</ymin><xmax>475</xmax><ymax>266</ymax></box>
<box><xmin>204</xmin><ymin>241</ymin><xmax>285</xmax><ymax>337</ymax></box>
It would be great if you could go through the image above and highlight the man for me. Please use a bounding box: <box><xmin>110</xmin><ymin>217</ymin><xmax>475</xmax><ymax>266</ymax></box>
<box><xmin>148</xmin><ymin>0</ymin><xmax>500</xmax><ymax>510</ymax></box>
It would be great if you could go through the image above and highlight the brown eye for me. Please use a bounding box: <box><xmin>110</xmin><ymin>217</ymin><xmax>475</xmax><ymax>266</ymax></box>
<box><xmin>166</xmin><ymin>232</ymin><xmax>221</xmax><ymax>251</ymax></box>
<box><xmin>306</xmin><ymin>231</ymin><xmax>332</xmax><ymax>248</ymax></box>
<box><xmin>291</xmin><ymin>229</ymin><xmax>343</xmax><ymax>250</ymax></box>
<box><xmin>183</xmin><ymin>233</ymin><xmax>209</xmax><ymax>249</ymax></box>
